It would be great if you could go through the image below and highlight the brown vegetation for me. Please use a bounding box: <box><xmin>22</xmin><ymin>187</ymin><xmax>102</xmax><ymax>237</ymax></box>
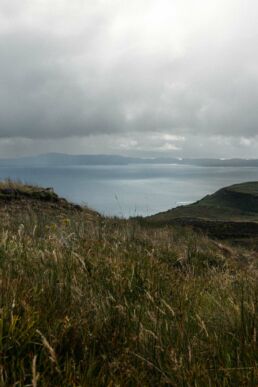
<box><xmin>0</xmin><ymin>182</ymin><xmax>258</xmax><ymax>385</ymax></box>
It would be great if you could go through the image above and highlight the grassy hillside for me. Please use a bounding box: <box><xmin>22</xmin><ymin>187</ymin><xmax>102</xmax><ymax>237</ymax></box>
<box><xmin>145</xmin><ymin>182</ymin><xmax>258</xmax><ymax>240</ymax></box>
<box><xmin>0</xmin><ymin>181</ymin><xmax>258</xmax><ymax>385</ymax></box>
<box><xmin>147</xmin><ymin>182</ymin><xmax>258</xmax><ymax>222</ymax></box>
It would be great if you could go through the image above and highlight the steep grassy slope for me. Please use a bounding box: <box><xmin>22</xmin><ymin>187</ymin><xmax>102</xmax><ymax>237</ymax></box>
<box><xmin>0</xmin><ymin>181</ymin><xmax>258</xmax><ymax>385</ymax></box>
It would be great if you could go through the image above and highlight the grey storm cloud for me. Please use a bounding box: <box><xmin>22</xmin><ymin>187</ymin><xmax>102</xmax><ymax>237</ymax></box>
<box><xmin>0</xmin><ymin>0</ymin><xmax>258</xmax><ymax>156</ymax></box>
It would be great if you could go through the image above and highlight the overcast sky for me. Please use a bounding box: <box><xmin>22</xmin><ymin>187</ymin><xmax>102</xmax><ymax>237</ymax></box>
<box><xmin>0</xmin><ymin>0</ymin><xmax>258</xmax><ymax>158</ymax></box>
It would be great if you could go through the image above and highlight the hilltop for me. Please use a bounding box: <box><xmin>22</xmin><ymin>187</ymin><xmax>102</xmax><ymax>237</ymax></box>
<box><xmin>145</xmin><ymin>182</ymin><xmax>258</xmax><ymax>239</ymax></box>
<box><xmin>0</xmin><ymin>179</ymin><xmax>99</xmax><ymax>219</ymax></box>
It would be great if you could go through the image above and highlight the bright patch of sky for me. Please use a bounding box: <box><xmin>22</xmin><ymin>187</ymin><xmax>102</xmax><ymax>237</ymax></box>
<box><xmin>0</xmin><ymin>0</ymin><xmax>258</xmax><ymax>157</ymax></box>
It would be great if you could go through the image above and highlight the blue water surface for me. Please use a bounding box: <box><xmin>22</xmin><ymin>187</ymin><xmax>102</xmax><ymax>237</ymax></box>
<box><xmin>0</xmin><ymin>164</ymin><xmax>257</xmax><ymax>217</ymax></box>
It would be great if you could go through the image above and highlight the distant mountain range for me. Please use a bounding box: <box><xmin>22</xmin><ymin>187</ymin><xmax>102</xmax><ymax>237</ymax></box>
<box><xmin>1</xmin><ymin>153</ymin><xmax>258</xmax><ymax>167</ymax></box>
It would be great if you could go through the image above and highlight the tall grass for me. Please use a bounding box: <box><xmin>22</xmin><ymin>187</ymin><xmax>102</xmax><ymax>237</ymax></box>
<box><xmin>0</xmin><ymin>206</ymin><xmax>257</xmax><ymax>385</ymax></box>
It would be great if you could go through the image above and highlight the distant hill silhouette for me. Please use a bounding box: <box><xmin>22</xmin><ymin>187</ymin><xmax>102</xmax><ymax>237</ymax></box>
<box><xmin>1</xmin><ymin>153</ymin><xmax>258</xmax><ymax>167</ymax></box>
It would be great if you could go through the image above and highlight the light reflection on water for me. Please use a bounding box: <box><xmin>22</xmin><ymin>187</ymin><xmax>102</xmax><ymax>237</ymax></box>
<box><xmin>0</xmin><ymin>164</ymin><xmax>257</xmax><ymax>217</ymax></box>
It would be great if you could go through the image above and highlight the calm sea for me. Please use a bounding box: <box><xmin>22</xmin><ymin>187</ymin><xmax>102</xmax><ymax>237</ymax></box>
<box><xmin>0</xmin><ymin>164</ymin><xmax>258</xmax><ymax>217</ymax></box>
